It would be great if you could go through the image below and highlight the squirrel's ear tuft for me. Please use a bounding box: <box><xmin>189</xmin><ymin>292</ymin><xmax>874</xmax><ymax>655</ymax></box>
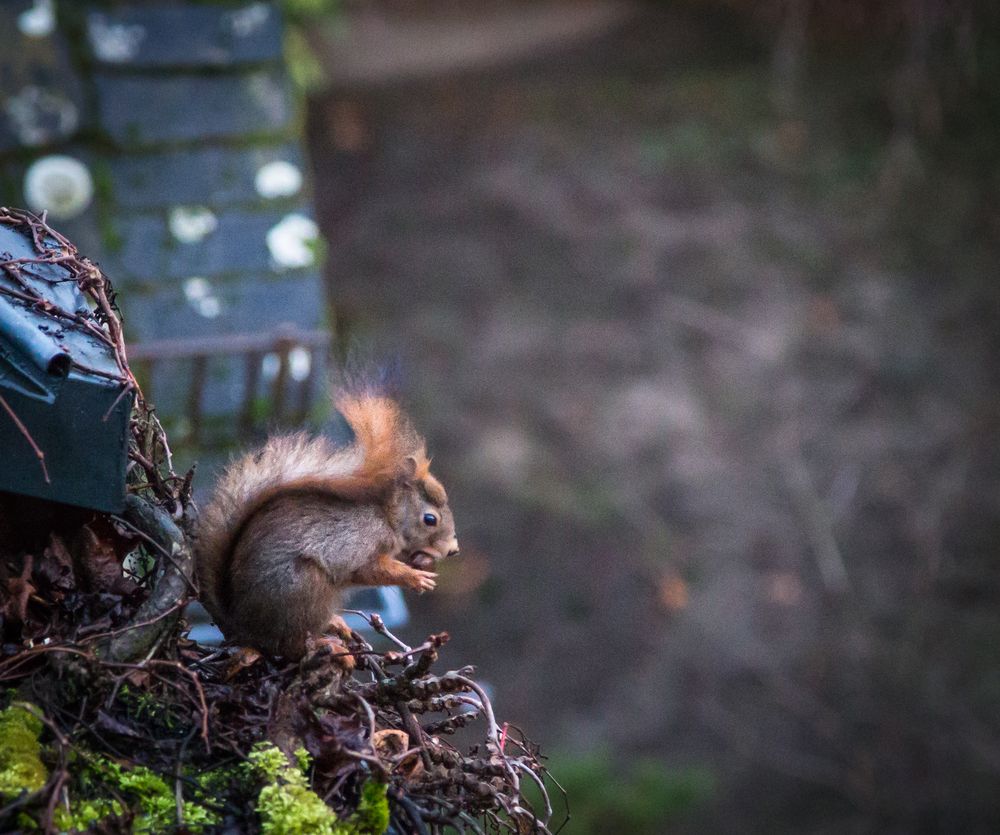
<box><xmin>422</xmin><ymin>474</ymin><xmax>448</xmax><ymax>506</ymax></box>
<box><xmin>404</xmin><ymin>444</ymin><xmax>433</xmax><ymax>481</ymax></box>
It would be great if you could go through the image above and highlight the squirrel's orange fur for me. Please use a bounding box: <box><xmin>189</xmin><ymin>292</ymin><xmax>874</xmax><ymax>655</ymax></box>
<box><xmin>194</xmin><ymin>392</ymin><xmax>458</xmax><ymax>659</ymax></box>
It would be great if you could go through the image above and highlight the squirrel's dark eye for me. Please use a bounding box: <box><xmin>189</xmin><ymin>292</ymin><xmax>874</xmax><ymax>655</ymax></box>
<box><xmin>423</xmin><ymin>512</ymin><xmax>438</xmax><ymax>526</ymax></box>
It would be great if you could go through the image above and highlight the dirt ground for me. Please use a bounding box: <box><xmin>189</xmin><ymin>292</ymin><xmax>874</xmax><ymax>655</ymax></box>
<box><xmin>308</xmin><ymin>5</ymin><xmax>1000</xmax><ymax>830</ymax></box>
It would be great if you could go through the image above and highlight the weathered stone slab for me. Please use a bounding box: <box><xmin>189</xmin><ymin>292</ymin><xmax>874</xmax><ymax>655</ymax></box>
<box><xmin>93</xmin><ymin>72</ymin><xmax>292</xmax><ymax>146</ymax></box>
<box><xmin>103</xmin><ymin>144</ymin><xmax>306</xmax><ymax>209</ymax></box>
<box><xmin>86</xmin><ymin>3</ymin><xmax>283</xmax><ymax>69</ymax></box>
<box><xmin>122</xmin><ymin>271</ymin><xmax>326</xmax><ymax>342</ymax></box>
<box><xmin>0</xmin><ymin>4</ymin><xmax>85</xmax><ymax>153</ymax></box>
<box><xmin>99</xmin><ymin>209</ymin><xmax>321</xmax><ymax>285</ymax></box>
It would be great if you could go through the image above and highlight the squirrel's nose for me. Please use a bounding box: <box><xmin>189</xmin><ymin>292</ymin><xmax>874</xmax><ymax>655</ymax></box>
<box><xmin>443</xmin><ymin>537</ymin><xmax>460</xmax><ymax>558</ymax></box>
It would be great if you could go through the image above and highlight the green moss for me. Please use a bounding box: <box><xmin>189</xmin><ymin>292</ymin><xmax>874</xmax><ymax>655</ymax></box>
<box><xmin>258</xmin><ymin>780</ymin><xmax>340</xmax><ymax>834</ymax></box>
<box><xmin>248</xmin><ymin>743</ymin><xmax>337</xmax><ymax>834</ymax></box>
<box><xmin>15</xmin><ymin>812</ymin><xmax>37</xmax><ymax>831</ymax></box>
<box><xmin>352</xmin><ymin>780</ymin><xmax>390</xmax><ymax>835</ymax></box>
<box><xmin>91</xmin><ymin>757</ymin><xmax>217</xmax><ymax>833</ymax></box>
<box><xmin>0</xmin><ymin>704</ymin><xmax>48</xmax><ymax>801</ymax></box>
<box><xmin>116</xmin><ymin>684</ymin><xmax>183</xmax><ymax>733</ymax></box>
<box><xmin>51</xmin><ymin>798</ymin><xmax>123</xmax><ymax>832</ymax></box>
<box><xmin>294</xmin><ymin>747</ymin><xmax>312</xmax><ymax>774</ymax></box>
<box><xmin>0</xmin><ymin>702</ymin><xmax>214</xmax><ymax>830</ymax></box>
<box><xmin>247</xmin><ymin>743</ymin><xmax>294</xmax><ymax>783</ymax></box>
<box><xmin>193</xmin><ymin>761</ymin><xmax>251</xmax><ymax>797</ymax></box>
<box><xmin>246</xmin><ymin>743</ymin><xmax>388</xmax><ymax>835</ymax></box>
<box><xmin>285</xmin><ymin>28</ymin><xmax>327</xmax><ymax>92</ymax></box>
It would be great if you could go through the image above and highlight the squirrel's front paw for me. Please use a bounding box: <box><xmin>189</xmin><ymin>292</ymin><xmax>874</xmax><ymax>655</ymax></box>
<box><xmin>405</xmin><ymin>569</ymin><xmax>437</xmax><ymax>593</ymax></box>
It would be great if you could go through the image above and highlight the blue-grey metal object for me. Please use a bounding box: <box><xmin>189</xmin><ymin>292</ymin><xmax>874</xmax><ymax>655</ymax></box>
<box><xmin>0</xmin><ymin>216</ymin><xmax>132</xmax><ymax>512</ymax></box>
<box><xmin>185</xmin><ymin>587</ymin><xmax>410</xmax><ymax>647</ymax></box>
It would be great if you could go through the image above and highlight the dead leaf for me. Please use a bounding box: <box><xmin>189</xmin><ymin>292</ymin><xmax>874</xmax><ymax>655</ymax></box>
<box><xmin>125</xmin><ymin>669</ymin><xmax>152</xmax><ymax>688</ymax></box>
<box><xmin>373</xmin><ymin>728</ymin><xmax>409</xmax><ymax>759</ymax></box>
<box><xmin>2</xmin><ymin>555</ymin><xmax>35</xmax><ymax>623</ymax></box>
<box><xmin>38</xmin><ymin>534</ymin><xmax>76</xmax><ymax>591</ymax></box>
<box><xmin>373</xmin><ymin>729</ymin><xmax>424</xmax><ymax>780</ymax></box>
<box><xmin>297</xmin><ymin>708</ymin><xmax>367</xmax><ymax>777</ymax></box>
<box><xmin>74</xmin><ymin>525</ymin><xmax>136</xmax><ymax>595</ymax></box>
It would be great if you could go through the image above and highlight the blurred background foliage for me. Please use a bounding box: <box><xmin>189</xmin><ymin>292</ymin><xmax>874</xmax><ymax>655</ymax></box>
<box><xmin>298</xmin><ymin>0</ymin><xmax>1000</xmax><ymax>831</ymax></box>
<box><xmin>526</xmin><ymin>752</ymin><xmax>716</xmax><ymax>833</ymax></box>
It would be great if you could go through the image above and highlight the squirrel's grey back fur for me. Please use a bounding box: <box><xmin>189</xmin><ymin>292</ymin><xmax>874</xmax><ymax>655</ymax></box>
<box><xmin>194</xmin><ymin>432</ymin><xmax>364</xmax><ymax>621</ymax></box>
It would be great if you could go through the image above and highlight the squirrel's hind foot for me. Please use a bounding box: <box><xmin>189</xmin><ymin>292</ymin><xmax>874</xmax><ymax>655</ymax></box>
<box><xmin>327</xmin><ymin>613</ymin><xmax>358</xmax><ymax>642</ymax></box>
<box><xmin>223</xmin><ymin>646</ymin><xmax>263</xmax><ymax>681</ymax></box>
<box><xmin>304</xmin><ymin>633</ymin><xmax>357</xmax><ymax>672</ymax></box>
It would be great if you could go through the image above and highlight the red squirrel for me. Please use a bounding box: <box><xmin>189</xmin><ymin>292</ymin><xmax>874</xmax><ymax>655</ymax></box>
<box><xmin>194</xmin><ymin>391</ymin><xmax>458</xmax><ymax>659</ymax></box>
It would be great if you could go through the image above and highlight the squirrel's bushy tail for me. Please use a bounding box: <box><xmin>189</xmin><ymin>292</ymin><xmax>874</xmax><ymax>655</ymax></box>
<box><xmin>335</xmin><ymin>392</ymin><xmax>431</xmax><ymax>479</ymax></box>
<box><xmin>195</xmin><ymin>393</ymin><xmax>427</xmax><ymax>618</ymax></box>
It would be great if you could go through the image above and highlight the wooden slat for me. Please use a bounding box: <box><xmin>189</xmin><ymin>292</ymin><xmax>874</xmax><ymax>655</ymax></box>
<box><xmin>126</xmin><ymin>328</ymin><xmax>332</xmax><ymax>439</ymax></box>
<box><xmin>186</xmin><ymin>355</ymin><xmax>208</xmax><ymax>446</ymax></box>
<box><xmin>239</xmin><ymin>351</ymin><xmax>262</xmax><ymax>437</ymax></box>
<box><xmin>272</xmin><ymin>346</ymin><xmax>289</xmax><ymax>421</ymax></box>
<box><xmin>294</xmin><ymin>347</ymin><xmax>317</xmax><ymax>424</ymax></box>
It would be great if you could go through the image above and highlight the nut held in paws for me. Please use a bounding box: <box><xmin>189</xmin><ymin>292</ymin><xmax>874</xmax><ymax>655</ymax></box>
<box><xmin>410</xmin><ymin>553</ymin><xmax>437</xmax><ymax>571</ymax></box>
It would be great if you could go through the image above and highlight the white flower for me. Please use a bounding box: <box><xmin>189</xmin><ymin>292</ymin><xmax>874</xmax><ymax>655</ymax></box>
<box><xmin>261</xmin><ymin>352</ymin><xmax>280</xmax><ymax>381</ymax></box>
<box><xmin>23</xmin><ymin>155</ymin><xmax>94</xmax><ymax>220</ymax></box>
<box><xmin>169</xmin><ymin>206</ymin><xmax>218</xmax><ymax>244</ymax></box>
<box><xmin>227</xmin><ymin>2</ymin><xmax>270</xmax><ymax>38</ymax></box>
<box><xmin>183</xmin><ymin>277</ymin><xmax>223</xmax><ymax>318</ymax></box>
<box><xmin>266</xmin><ymin>213</ymin><xmax>319</xmax><ymax>270</ymax></box>
<box><xmin>288</xmin><ymin>346</ymin><xmax>311</xmax><ymax>381</ymax></box>
<box><xmin>88</xmin><ymin>14</ymin><xmax>146</xmax><ymax>62</ymax></box>
<box><xmin>5</xmin><ymin>86</ymin><xmax>78</xmax><ymax>146</ymax></box>
<box><xmin>255</xmin><ymin>160</ymin><xmax>303</xmax><ymax>199</ymax></box>
<box><xmin>195</xmin><ymin>297</ymin><xmax>222</xmax><ymax>318</ymax></box>
<box><xmin>183</xmin><ymin>277</ymin><xmax>211</xmax><ymax>302</ymax></box>
<box><xmin>18</xmin><ymin>0</ymin><xmax>55</xmax><ymax>38</ymax></box>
